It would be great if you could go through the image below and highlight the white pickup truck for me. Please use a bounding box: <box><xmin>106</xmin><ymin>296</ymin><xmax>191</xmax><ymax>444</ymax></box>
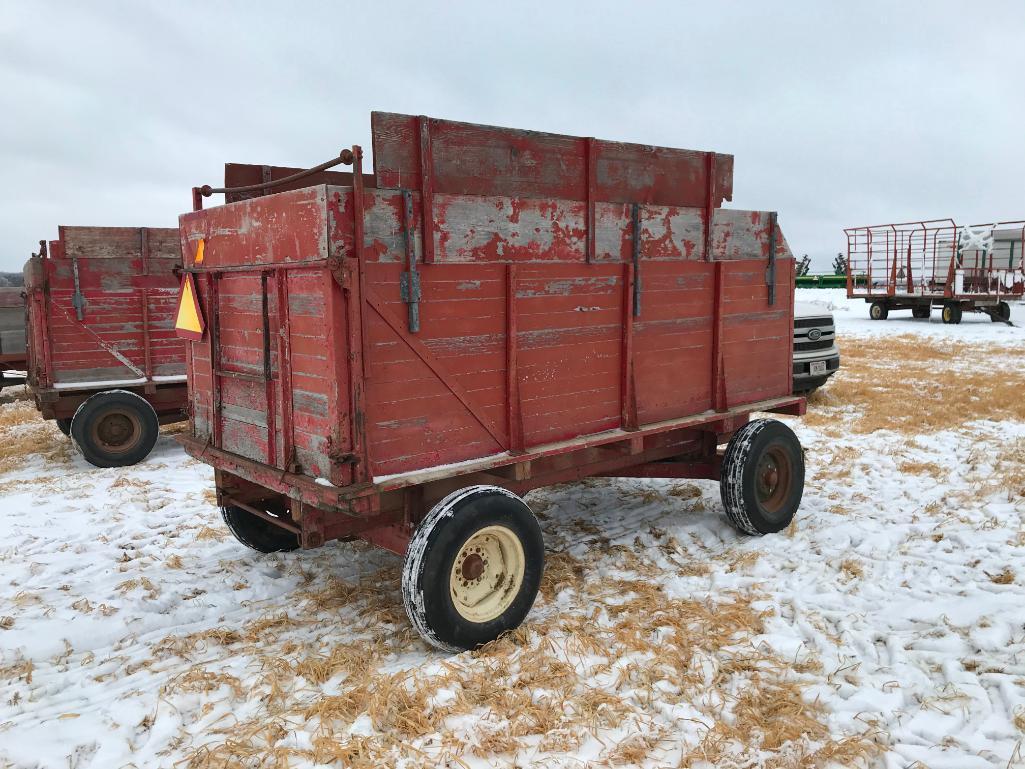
<box><xmin>793</xmin><ymin>302</ymin><xmax>839</xmax><ymax>393</ymax></box>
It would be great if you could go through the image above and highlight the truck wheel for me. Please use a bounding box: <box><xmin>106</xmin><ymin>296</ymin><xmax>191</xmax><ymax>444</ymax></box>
<box><xmin>56</xmin><ymin>418</ymin><xmax>72</xmax><ymax>437</ymax></box>
<box><xmin>402</xmin><ymin>485</ymin><xmax>544</xmax><ymax>652</ymax></box>
<box><xmin>70</xmin><ymin>390</ymin><xmax>159</xmax><ymax>467</ymax></box>
<box><xmin>221</xmin><ymin>503</ymin><xmax>299</xmax><ymax>553</ymax></box>
<box><xmin>941</xmin><ymin>304</ymin><xmax>962</xmax><ymax>324</ymax></box>
<box><xmin>992</xmin><ymin>301</ymin><xmax>1011</xmax><ymax>322</ymax></box>
<box><xmin>912</xmin><ymin>305</ymin><xmax>931</xmax><ymax>319</ymax></box>
<box><xmin>869</xmin><ymin>302</ymin><xmax>888</xmax><ymax>320</ymax></box>
<box><xmin>720</xmin><ymin>419</ymin><xmax>804</xmax><ymax>536</ymax></box>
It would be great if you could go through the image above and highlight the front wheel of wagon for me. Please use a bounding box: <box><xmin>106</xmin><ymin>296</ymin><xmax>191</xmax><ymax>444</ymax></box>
<box><xmin>720</xmin><ymin>419</ymin><xmax>804</xmax><ymax>536</ymax></box>
<box><xmin>402</xmin><ymin>485</ymin><xmax>544</xmax><ymax>652</ymax></box>
<box><xmin>70</xmin><ymin>390</ymin><xmax>159</xmax><ymax>467</ymax></box>
<box><xmin>221</xmin><ymin>502</ymin><xmax>299</xmax><ymax>553</ymax></box>
<box><xmin>55</xmin><ymin>418</ymin><xmax>72</xmax><ymax>437</ymax></box>
<box><xmin>991</xmin><ymin>301</ymin><xmax>1011</xmax><ymax>323</ymax></box>
<box><xmin>941</xmin><ymin>303</ymin><xmax>963</xmax><ymax>325</ymax></box>
<box><xmin>869</xmin><ymin>301</ymin><xmax>888</xmax><ymax>320</ymax></box>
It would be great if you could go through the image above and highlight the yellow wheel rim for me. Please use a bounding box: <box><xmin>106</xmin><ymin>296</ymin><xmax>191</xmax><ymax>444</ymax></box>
<box><xmin>449</xmin><ymin>525</ymin><xmax>525</xmax><ymax>623</ymax></box>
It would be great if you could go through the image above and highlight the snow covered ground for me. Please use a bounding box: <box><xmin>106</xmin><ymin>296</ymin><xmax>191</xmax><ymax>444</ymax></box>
<box><xmin>1</xmin><ymin>290</ymin><xmax>1024</xmax><ymax>768</ymax></box>
<box><xmin>798</xmin><ymin>287</ymin><xmax>1025</xmax><ymax>339</ymax></box>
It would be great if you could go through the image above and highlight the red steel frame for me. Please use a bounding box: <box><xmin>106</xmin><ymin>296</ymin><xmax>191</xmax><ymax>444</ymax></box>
<box><xmin>180</xmin><ymin>114</ymin><xmax>799</xmax><ymax>556</ymax></box>
<box><xmin>845</xmin><ymin>218</ymin><xmax>1025</xmax><ymax>304</ymax></box>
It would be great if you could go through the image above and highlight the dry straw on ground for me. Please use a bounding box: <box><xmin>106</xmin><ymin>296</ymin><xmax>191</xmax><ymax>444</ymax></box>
<box><xmin>169</xmin><ymin>548</ymin><xmax>879</xmax><ymax>768</ymax></box>
<box><xmin>804</xmin><ymin>336</ymin><xmax>1025</xmax><ymax>434</ymax></box>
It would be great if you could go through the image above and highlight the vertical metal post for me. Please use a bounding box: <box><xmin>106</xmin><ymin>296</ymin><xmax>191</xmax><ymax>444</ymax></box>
<box><xmin>275</xmin><ymin>268</ymin><xmax>295</xmax><ymax>472</ymax></box>
<box><xmin>506</xmin><ymin>264</ymin><xmax>524</xmax><ymax>453</ymax></box>
<box><xmin>70</xmin><ymin>257</ymin><xmax>85</xmax><ymax>320</ymax></box>
<box><xmin>208</xmin><ymin>273</ymin><xmax>223</xmax><ymax>449</ymax></box>
<box><xmin>631</xmin><ymin>203</ymin><xmax>642</xmax><ymax>317</ymax></box>
<box><xmin>400</xmin><ymin>189</ymin><xmax>421</xmax><ymax>333</ymax></box>
<box><xmin>585</xmin><ymin>137</ymin><xmax>597</xmax><ymax>264</ymax></box>
<box><xmin>766</xmin><ymin>211</ymin><xmax>777</xmax><ymax>306</ymax></box>
<box><xmin>711</xmin><ymin>260</ymin><xmax>726</xmax><ymax>412</ymax></box>
<box><xmin>349</xmin><ymin>145</ymin><xmax>371</xmax><ymax>483</ymax></box>
<box><xmin>418</xmin><ymin>116</ymin><xmax>436</xmax><ymax>265</ymax></box>
<box><xmin>703</xmin><ymin>152</ymin><xmax>716</xmax><ymax>261</ymax></box>
<box><xmin>620</xmin><ymin>262</ymin><xmax>638</xmax><ymax>430</ymax></box>
<box><xmin>139</xmin><ymin>228</ymin><xmax>152</xmax><ymax>384</ymax></box>
<box><xmin>260</xmin><ymin>271</ymin><xmax>276</xmax><ymax>467</ymax></box>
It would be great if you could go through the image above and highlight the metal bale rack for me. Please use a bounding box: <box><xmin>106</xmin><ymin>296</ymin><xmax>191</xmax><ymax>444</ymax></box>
<box><xmin>177</xmin><ymin>112</ymin><xmax>807</xmax><ymax>650</ymax></box>
<box><xmin>845</xmin><ymin>218</ymin><xmax>1025</xmax><ymax>323</ymax></box>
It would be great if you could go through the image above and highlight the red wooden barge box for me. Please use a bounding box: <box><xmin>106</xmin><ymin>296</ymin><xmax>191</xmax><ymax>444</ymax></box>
<box><xmin>23</xmin><ymin>227</ymin><xmax>187</xmax><ymax>465</ymax></box>
<box><xmin>178</xmin><ymin>113</ymin><xmax>805</xmax><ymax>648</ymax></box>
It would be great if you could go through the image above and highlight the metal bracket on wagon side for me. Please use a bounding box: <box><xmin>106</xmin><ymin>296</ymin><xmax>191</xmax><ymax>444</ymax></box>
<box><xmin>399</xmin><ymin>189</ymin><xmax>422</xmax><ymax>333</ymax></box>
<box><xmin>766</xmin><ymin>211</ymin><xmax>778</xmax><ymax>306</ymax></box>
<box><xmin>71</xmin><ymin>256</ymin><xmax>85</xmax><ymax>320</ymax></box>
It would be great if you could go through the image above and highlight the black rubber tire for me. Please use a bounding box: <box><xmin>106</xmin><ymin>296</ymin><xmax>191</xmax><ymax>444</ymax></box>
<box><xmin>720</xmin><ymin>419</ymin><xmax>804</xmax><ymax>536</ymax></box>
<box><xmin>70</xmin><ymin>390</ymin><xmax>159</xmax><ymax>467</ymax></box>
<box><xmin>869</xmin><ymin>302</ymin><xmax>888</xmax><ymax>320</ymax></box>
<box><xmin>912</xmin><ymin>305</ymin><xmax>931</xmax><ymax>319</ymax></box>
<box><xmin>941</xmin><ymin>304</ymin><xmax>963</xmax><ymax>325</ymax></box>
<box><xmin>992</xmin><ymin>301</ymin><xmax>1011</xmax><ymax>322</ymax></box>
<box><xmin>221</xmin><ymin>503</ymin><xmax>299</xmax><ymax>553</ymax></box>
<box><xmin>402</xmin><ymin>485</ymin><xmax>544</xmax><ymax>652</ymax></box>
<box><xmin>55</xmin><ymin>418</ymin><xmax>72</xmax><ymax>437</ymax></box>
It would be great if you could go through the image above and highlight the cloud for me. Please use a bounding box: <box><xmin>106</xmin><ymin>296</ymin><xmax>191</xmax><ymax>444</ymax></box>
<box><xmin>1</xmin><ymin>1</ymin><xmax>1022</xmax><ymax>272</ymax></box>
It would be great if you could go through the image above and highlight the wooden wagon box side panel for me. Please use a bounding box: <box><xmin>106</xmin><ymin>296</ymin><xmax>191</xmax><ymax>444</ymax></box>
<box><xmin>371</xmin><ymin>112</ymin><xmax>733</xmax><ymax>208</ymax></box>
<box><xmin>633</xmin><ymin>261</ymin><xmax>715</xmax><ymax>423</ymax></box>
<box><xmin>720</xmin><ymin>259</ymin><xmax>794</xmax><ymax>406</ymax></box>
<box><xmin>322</xmin><ymin>183</ymin><xmax>794</xmax><ymax>478</ymax></box>
<box><xmin>29</xmin><ymin>227</ymin><xmax>185</xmax><ymax>387</ymax></box>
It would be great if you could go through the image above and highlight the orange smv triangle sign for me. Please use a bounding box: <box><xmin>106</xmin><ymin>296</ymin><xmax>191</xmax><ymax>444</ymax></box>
<box><xmin>174</xmin><ymin>273</ymin><xmax>206</xmax><ymax>341</ymax></box>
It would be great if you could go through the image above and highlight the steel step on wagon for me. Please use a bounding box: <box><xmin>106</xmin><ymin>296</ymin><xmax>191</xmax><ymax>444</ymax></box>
<box><xmin>23</xmin><ymin>227</ymin><xmax>188</xmax><ymax>466</ymax></box>
<box><xmin>845</xmin><ymin>219</ymin><xmax>1025</xmax><ymax>324</ymax></box>
<box><xmin>177</xmin><ymin>112</ymin><xmax>806</xmax><ymax>650</ymax></box>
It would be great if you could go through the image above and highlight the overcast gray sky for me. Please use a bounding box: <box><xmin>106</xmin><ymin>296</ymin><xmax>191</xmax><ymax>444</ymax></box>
<box><xmin>2</xmin><ymin>1</ymin><xmax>1023</xmax><ymax>272</ymax></box>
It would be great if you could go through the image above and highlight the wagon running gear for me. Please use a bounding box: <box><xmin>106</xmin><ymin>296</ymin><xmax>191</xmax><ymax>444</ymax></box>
<box><xmin>721</xmin><ymin>419</ymin><xmax>804</xmax><ymax>535</ymax></box>
<box><xmin>402</xmin><ymin>486</ymin><xmax>544</xmax><ymax>652</ymax></box>
<box><xmin>71</xmin><ymin>389</ymin><xmax>159</xmax><ymax>467</ymax></box>
<box><xmin>221</xmin><ymin>503</ymin><xmax>299</xmax><ymax>553</ymax></box>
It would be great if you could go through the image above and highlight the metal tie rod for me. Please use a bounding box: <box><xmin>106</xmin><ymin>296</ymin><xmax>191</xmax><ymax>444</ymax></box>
<box><xmin>198</xmin><ymin>149</ymin><xmax>355</xmax><ymax>198</ymax></box>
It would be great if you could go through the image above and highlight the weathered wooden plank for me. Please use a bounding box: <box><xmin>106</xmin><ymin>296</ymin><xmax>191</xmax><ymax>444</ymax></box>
<box><xmin>371</xmin><ymin>112</ymin><xmax>733</xmax><ymax>209</ymax></box>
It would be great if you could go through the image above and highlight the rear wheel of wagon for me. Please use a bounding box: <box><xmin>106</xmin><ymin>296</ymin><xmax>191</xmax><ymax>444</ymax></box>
<box><xmin>402</xmin><ymin>485</ymin><xmax>544</xmax><ymax>652</ymax></box>
<box><xmin>221</xmin><ymin>502</ymin><xmax>299</xmax><ymax>553</ymax></box>
<box><xmin>720</xmin><ymin>419</ymin><xmax>804</xmax><ymax>536</ymax></box>
<box><xmin>869</xmin><ymin>301</ymin><xmax>888</xmax><ymax>320</ymax></box>
<box><xmin>912</xmin><ymin>305</ymin><xmax>931</xmax><ymax>319</ymax></box>
<box><xmin>941</xmin><ymin>303</ymin><xmax>962</xmax><ymax>324</ymax></box>
<box><xmin>71</xmin><ymin>390</ymin><xmax>160</xmax><ymax>467</ymax></box>
<box><xmin>55</xmin><ymin>418</ymin><xmax>72</xmax><ymax>437</ymax></box>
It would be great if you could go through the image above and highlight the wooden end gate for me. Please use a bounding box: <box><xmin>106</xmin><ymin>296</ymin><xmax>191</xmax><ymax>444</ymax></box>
<box><xmin>179</xmin><ymin>112</ymin><xmax>806</xmax><ymax>650</ymax></box>
<box><xmin>23</xmin><ymin>227</ymin><xmax>188</xmax><ymax>466</ymax></box>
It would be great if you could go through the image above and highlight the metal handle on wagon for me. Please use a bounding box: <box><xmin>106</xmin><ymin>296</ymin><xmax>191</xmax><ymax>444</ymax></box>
<box><xmin>197</xmin><ymin>149</ymin><xmax>356</xmax><ymax>199</ymax></box>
